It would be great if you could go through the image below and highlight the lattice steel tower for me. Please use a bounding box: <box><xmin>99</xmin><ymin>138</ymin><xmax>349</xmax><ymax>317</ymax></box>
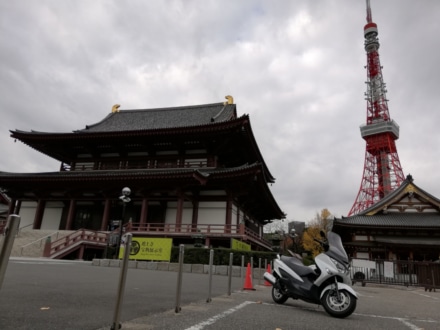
<box><xmin>348</xmin><ymin>0</ymin><xmax>405</xmax><ymax>216</ymax></box>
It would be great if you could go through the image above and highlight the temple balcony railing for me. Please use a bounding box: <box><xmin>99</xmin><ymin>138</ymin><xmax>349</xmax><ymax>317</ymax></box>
<box><xmin>61</xmin><ymin>159</ymin><xmax>214</xmax><ymax>171</ymax></box>
<box><xmin>127</xmin><ymin>222</ymin><xmax>272</xmax><ymax>249</ymax></box>
<box><xmin>43</xmin><ymin>223</ymin><xmax>272</xmax><ymax>258</ymax></box>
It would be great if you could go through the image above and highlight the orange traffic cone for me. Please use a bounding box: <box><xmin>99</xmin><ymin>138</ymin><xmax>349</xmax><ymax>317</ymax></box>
<box><xmin>243</xmin><ymin>263</ymin><xmax>255</xmax><ymax>290</ymax></box>
<box><xmin>264</xmin><ymin>263</ymin><xmax>272</xmax><ymax>286</ymax></box>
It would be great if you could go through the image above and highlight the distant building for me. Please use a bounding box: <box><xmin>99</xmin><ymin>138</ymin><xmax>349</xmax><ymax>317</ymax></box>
<box><xmin>0</xmin><ymin>99</ymin><xmax>285</xmax><ymax>255</ymax></box>
<box><xmin>288</xmin><ymin>221</ymin><xmax>305</xmax><ymax>237</ymax></box>
<box><xmin>334</xmin><ymin>175</ymin><xmax>440</xmax><ymax>261</ymax></box>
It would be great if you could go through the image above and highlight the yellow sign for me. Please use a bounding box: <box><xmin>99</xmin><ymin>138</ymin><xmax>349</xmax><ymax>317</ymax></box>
<box><xmin>119</xmin><ymin>237</ymin><xmax>173</xmax><ymax>261</ymax></box>
<box><xmin>231</xmin><ymin>238</ymin><xmax>251</xmax><ymax>251</ymax></box>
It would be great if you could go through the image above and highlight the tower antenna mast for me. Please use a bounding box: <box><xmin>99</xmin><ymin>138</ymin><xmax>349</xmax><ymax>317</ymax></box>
<box><xmin>348</xmin><ymin>0</ymin><xmax>405</xmax><ymax>216</ymax></box>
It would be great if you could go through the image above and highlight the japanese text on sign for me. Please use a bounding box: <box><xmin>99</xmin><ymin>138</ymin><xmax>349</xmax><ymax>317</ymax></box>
<box><xmin>231</xmin><ymin>238</ymin><xmax>251</xmax><ymax>251</ymax></box>
<box><xmin>118</xmin><ymin>237</ymin><xmax>173</xmax><ymax>261</ymax></box>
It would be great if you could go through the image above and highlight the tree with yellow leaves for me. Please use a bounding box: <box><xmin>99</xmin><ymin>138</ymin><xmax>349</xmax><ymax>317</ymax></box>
<box><xmin>302</xmin><ymin>208</ymin><xmax>333</xmax><ymax>257</ymax></box>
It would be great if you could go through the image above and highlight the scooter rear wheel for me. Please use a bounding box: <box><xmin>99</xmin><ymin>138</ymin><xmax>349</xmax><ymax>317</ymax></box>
<box><xmin>271</xmin><ymin>280</ymin><xmax>288</xmax><ymax>304</ymax></box>
<box><xmin>321</xmin><ymin>289</ymin><xmax>356</xmax><ymax>318</ymax></box>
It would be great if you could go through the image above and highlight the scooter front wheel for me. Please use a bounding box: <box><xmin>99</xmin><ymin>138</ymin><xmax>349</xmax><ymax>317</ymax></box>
<box><xmin>271</xmin><ymin>280</ymin><xmax>288</xmax><ymax>304</ymax></box>
<box><xmin>321</xmin><ymin>289</ymin><xmax>357</xmax><ymax>318</ymax></box>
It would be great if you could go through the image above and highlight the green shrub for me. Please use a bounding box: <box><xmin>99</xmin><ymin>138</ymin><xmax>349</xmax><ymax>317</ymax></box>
<box><xmin>170</xmin><ymin>247</ymin><xmax>277</xmax><ymax>266</ymax></box>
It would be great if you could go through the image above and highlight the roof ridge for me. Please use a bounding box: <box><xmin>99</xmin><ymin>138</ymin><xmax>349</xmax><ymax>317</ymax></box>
<box><xmin>116</xmin><ymin>102</ymin><xmax>226</xmax><ymax>113</ymax></box>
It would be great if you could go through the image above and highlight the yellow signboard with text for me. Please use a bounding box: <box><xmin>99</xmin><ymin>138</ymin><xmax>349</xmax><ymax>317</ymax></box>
<box><xmin>118</xmin><ymin>237</ymin><xmax>173</xmax><ymax>261</ymax></box>
<box><xmin>231</xmin><ymin>238</ymin><xmax>251</xmax><ymax>251</ymax></box>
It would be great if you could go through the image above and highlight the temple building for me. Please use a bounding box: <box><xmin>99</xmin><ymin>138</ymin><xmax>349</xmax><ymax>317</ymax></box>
<box><xmin>0</xmin><ymin>97</ymin><xmax>285</xmax><ymax>255</ymax></box>
<box><xmin>333</xmin><ymin>175</ymin><xmax>440</xmax><ymax>262</ymax></box>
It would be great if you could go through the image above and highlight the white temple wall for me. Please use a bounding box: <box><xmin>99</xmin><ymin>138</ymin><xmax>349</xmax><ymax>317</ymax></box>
<box><xmin>41</xmin><ymin>201</ymin><xmax>63</xmax><ymax>230</ymax></box>
<box><xmin>198</xmin><ymin>202</ymin><xmax>227</xmax><ymax>232</ymax></box>
<box><xmin>18</xmin><ymin>201</ymin><xmax>37</xmax><ymax>228</ymax></box>
<box><xmin>164</xmin><ymin>201</ymin><xmax>192</xmax><ymax>226</ymax></box>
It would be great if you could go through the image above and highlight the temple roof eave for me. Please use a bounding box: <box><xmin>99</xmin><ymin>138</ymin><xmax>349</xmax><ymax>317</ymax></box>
<box><xmin>333</xmin><ymin>213</ymin><xmax>440</xmax><ymax>230</ymax></box>
<box><xmin>0</xmin><ymin>163</ymin><xmax>285</xmax><ymax>221</ymax></box>
<box><xmin>356</xmin><ymin>176</ymin><xmax>440</xmax><ymax>216</ymax></box>
<box><xmin>10</xmin><ymin>115</ymin><xmax>276</xmax><ymax>183</ymax></box>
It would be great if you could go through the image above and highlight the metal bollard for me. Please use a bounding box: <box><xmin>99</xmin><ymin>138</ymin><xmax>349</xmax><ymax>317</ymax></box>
<box><xmin>0</xmin><ymin>214</ymin><xmax>20</xmax><ymax>291</ymax></box>
<box><xmin>258</xmin><ymin>258</ymin><xmax>262</xmax><ymax>285</ymax></box>
<box><xmin>207</xmin><ymin>249</ymin><xmax>214</xmax><ymax>303</ymax></box>
<box><xmin>227</xmin><ymin>252</ymin><xmax>233</xmax><ymax>296</ymax></box>
<box><xmin>111</xmin><ymin>233</ymin><xmax>132</xmax><ymax>330</ymax></box>
<box><xmin>175</xmin><ymin>244</ymin><xmax>184</xmax><ymax>313</ymax></box>
<box><xmin>241</xmin><ymin>255</ymin><xmax>245</xmax><ymax>280</ymax></box>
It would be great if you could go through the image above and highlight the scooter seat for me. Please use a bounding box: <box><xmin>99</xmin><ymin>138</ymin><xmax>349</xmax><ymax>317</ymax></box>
<box><xmin>281</xmin><ymin>256</ymin><xmax>315</xmax><ymax>277</ymax></box>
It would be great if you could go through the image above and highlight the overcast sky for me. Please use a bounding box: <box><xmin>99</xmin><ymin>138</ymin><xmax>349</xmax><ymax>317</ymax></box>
<box><xmin>1</xmin><ymin>0</ymin><xmax>439</xmax><ymax>223</ymax></box>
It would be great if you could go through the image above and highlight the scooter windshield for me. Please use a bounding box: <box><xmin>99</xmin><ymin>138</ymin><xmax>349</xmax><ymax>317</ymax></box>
<box><xmin>326</xmin><ymin>231</ymin><xmax>349</xmax><ymax>264</ymax></box>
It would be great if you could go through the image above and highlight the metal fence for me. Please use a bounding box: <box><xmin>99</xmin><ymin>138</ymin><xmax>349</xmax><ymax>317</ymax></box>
<box><xmin>351</xmin><ymin>259</ymin><xmax>440</xmax><ymax>290</ymax></box>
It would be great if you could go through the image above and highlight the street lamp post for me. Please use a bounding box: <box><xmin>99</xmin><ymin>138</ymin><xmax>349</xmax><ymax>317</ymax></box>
<box><xmin>116</xmin><ymin>187</ymin><xmax>131</xmax><ymax>259</ymax></box>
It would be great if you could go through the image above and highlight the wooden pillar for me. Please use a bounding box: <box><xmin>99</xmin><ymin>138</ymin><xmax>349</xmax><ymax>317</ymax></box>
<box><xmin>139</xmin><ymin>198</ymin><xmax>149</xmax><ymax>227</ymax></box>
<box><xmin>43</xmin><ymin>236</ymin><xmax>52</xmax><ymax>257</ymax></box>
<box><xmin>191</xmin><ymin>199</ymin><xmax>199</xmax><ymax>232</ymax></box>
<box><xmin>239</xmin><ymin>222</ymin><xmax>245</xmax><ymax>235</ymax></box>
<box><xmin>225</xmin><ymin>196</ymin><xmax>232</xmax><ymax>233</ymax></box>
<box><xmin>176</xmin><ymin>194</ymin><xmax>183</xmax><ymax>232</ymax></box>
<box><xmin>33</xmin><ymin>200</ymin><xmax>46</xmax><ymax>229</ymax></box>
<box><xmin>65</xmin><ymin>199</ymin><xmax>76</xmax><ymax>230</ymax></box>
<box><xmin>77</xmin><ymin>244</ymin><xmax>85</xmax><ymax>260</ymax></box>
<box><xmin>235</xmin><ymin>207</ymin><xmax>240</xmax><ymax>233</ymax></box>
<box><xmin>101</xmin><ymin>199</ymin><xmax>111</xmax><ymax>231</ymax></box>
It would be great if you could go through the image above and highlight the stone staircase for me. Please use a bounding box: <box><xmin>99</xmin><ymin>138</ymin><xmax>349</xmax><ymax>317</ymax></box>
<box><xmin>10</xmin><ymin>229</ymin><xmax>76</xmax><ymax>258</ymax></box>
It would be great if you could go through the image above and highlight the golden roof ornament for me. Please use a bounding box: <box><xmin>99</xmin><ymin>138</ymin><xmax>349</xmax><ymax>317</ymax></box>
<box><xmin>112</xmin><ymin>104</ymin><xmax>121</xmax><ymax>113</ymax></box>
<box><xmin>224</xmin><ymin>95</ymin><xmax>234</xmax><ymax>105</ymax></box>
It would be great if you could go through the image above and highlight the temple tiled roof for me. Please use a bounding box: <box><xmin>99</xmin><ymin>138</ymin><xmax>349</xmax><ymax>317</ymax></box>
<box><xmin>334</xmin><ymin>213</ymin><xmax>440</xmax><ymax>228</ymax></box>
<box><xmin>358</xmin><ymin>176</ymin><xmax>440</xmax><ymax>216</ymax></box>
<box><xmin>77</xmin><ymin>102</ymin><xmax>236</xmax><ymax>133</ymax></box>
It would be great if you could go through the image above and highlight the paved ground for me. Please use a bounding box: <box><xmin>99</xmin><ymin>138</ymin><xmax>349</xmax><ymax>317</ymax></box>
<box><xmin>97</xmin><ymin>283</ymin><xmax>440</xmax><ymax>330</ymax></box>
<box><xmin>1</xmin><ymin>258</ymin><xmax>439</xmax><ymax>329</ymax></box>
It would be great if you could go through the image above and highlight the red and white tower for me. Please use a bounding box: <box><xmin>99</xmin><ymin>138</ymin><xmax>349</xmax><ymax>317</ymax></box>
<box><xmin>348</xmin><ymin>0</ymin><xmax>405</xmax><ymax>216</ymax></box>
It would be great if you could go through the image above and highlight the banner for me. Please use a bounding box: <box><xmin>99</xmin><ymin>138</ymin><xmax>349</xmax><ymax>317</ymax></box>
<box><xmin>118</xmin><ymin>237</ymin><xmax>173</xmax><ymax>261</ymax></box>
<box><xmin>231</xmin><ymin>238</ymin><xmax>251</xmax><ymax>251</ymax></box>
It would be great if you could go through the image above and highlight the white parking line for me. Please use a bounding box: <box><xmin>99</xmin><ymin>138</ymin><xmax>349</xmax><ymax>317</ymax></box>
<box><xmin>410</xmin><ymin>290</ymin><xmax>439</xmax><ymax>300</ymax></box>
<box><xmin>263</xmin><ymin>301</ymin><xmax>438</xmax><ymax>330</ymax></box>
<box><xmin>184</xmin><ymin>301</ymin><xmax>254</xmax><ymax>330</ymax></box>
<box><xmin>354</xmin><ymin>312</ymin><xmax>438</xmax><ymax>330</ymax></box>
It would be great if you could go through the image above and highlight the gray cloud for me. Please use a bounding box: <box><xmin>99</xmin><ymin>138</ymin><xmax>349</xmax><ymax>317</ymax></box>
<box><xmin>1</xmin><ymin>0</ymin><xmax>439</xmax><ymax>222</ymax></box>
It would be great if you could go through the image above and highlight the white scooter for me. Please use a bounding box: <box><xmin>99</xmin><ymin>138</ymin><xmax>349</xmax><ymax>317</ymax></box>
<box><xmin>263</xmin><ymin>231</ymin><xmax>358</xmax><ymax>318</ymax></box>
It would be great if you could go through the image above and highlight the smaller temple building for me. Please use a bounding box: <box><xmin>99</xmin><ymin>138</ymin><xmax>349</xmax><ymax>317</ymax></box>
<box><xmin>333</xmin><ymin>175</ymin><xmax>440</xmax><ymax>262</ymax></box>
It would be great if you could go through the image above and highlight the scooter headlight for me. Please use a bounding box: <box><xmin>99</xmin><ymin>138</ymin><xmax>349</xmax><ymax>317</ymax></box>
<box><xmin>330</xmin><ymin>257</ymin><xmax>348</xmax><ymax>274</ymax></box>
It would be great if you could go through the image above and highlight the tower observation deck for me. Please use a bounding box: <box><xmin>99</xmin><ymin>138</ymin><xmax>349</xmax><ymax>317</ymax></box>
<box><xmin>348</xmin><ymin>0</ymin><xmax>405</xmax><ymax>216</ymax></box>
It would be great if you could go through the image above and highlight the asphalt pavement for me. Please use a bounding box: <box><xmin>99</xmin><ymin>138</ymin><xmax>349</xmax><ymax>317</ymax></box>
<box><xmin>96</xmin><ymin>283</ymin><xmax>440</xmax><ymax>330</ymax></box>
<box><xmin>1</xmin><ymin>258</ymin><xmax>439</xmax><ymax>330</ymax></box>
